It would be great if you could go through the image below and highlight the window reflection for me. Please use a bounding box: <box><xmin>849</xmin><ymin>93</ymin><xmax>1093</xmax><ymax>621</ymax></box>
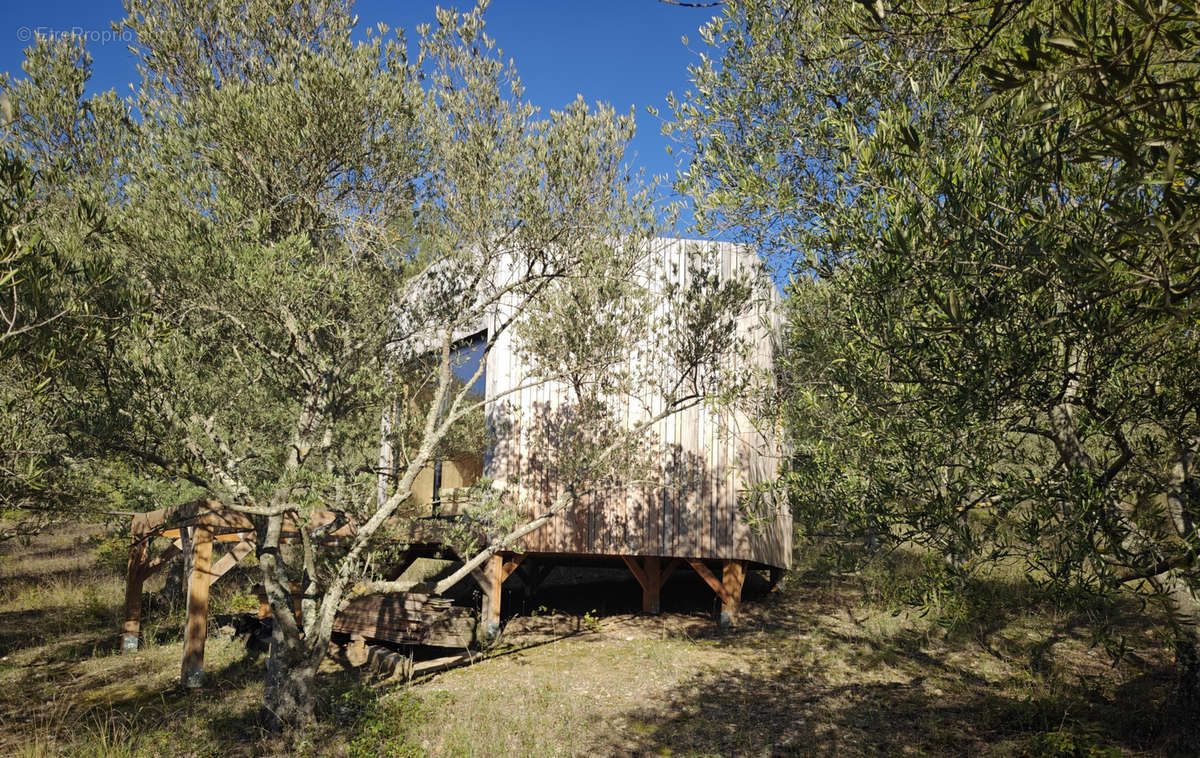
<box><xmin>431</xmin><ymin>332</ymin><xmax>487</xmax><ymax>516</ymax></box>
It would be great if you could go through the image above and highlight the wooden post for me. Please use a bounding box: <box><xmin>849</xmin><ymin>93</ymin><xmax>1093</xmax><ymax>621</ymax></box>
<box><xmin>642</xmin><ymin>557</ymin><xmax>661</xmax><ymax>614</ymax></box>
<box><xmin>483</xmin><ymin>553</ymin><xmax>503</xmax><ymax>638</ymax></box>
<box><xmin>121</xmin><ymin>538</ymin><xmax>148</xmax><ymax>652</ymax></box>
<box><xmin>473</xmin><ymin>553</ymin><xmax>522</xmax><ymax>641</ymax></box>
<box><xmin>181</xmin><ymin>525</ymin><xmax>213</xmax><ymax>688</ymax></box>
<box><xmin>720</xmin><ymin>559</ymin><xmax>746</xmax><ymax>629</ymax></box>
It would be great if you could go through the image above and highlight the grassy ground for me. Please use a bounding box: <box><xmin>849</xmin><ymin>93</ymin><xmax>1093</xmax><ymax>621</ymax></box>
<box><xmin>0</xmin><ymin>524</ymin><xmax>1188</xmax><ymax>757</ymax></box>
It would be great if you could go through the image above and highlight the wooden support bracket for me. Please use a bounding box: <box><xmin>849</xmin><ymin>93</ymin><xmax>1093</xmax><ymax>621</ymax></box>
<box><xmin>501</xmin><ymin>553</ymin><xmax>526</xmax><ymax>581</ymax></box>
<box><xmin>142</xmin><ymin>539</ymin><xmax>183</xmax><ymax>578</ymax></box>
<box><xmin>209</xmin><ymin>538</ymin><xmax>254</xmax><ymax>582</ymax></box>
<box><xmin>621</xmin><ymin>556</ymin><xmax>649</xmax><ymax>591</ymax></box>
<box><xmin>622</xmin><ymin>556</ymin><xmax>668</xmax><ymax>614</ymax></box>
<box><xmin>685</xmin><ymin>558</ymin><xmax>733</xmax><ymax>606</ymax></box>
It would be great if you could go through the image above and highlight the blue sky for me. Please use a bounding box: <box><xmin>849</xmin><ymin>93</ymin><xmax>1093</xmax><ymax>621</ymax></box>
<box><xmin>1</xmin><ymin>0</ymin><xmax>724</xmax><ymax>230</ymax></box>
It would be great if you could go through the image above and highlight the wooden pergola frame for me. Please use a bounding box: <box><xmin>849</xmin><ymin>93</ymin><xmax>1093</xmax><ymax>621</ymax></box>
<box><xmin>122</xmin><ymin>499</ymin><xmax>360</xmax><ymax>686</ymax></box>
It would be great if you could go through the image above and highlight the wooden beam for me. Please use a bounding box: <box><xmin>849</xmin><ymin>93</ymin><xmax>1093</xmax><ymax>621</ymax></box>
<box><xmin>720</xmin><ymin>559</ymin><xmax>747</xmax><ymax>628</ymax></box>
<box><xmin>209</xmin><ymin>539</ymin><xmax>254</xmax><ymax>582</ymax></box>
<box><xmin>181</xmin><ymin>525</ymin><xmax>213</xmax><ymax>688</ymax></box>
<box><xmin>134</xmin><ymin>499</ymin><xmax>357</xmax><ymax>540</ymax></box>
<box><xmin>160</xmin><ymin>529</ymin><xmax>254</xmax><ymax>543</ymax></box>
<box><xmin>121</xmin><ymin>537</ymin><xmax>148</xmax><ymax>652</ymax></box>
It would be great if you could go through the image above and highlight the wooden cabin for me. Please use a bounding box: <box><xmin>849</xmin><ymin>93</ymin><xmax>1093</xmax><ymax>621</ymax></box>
<box><xmin>407</xmin><ymin>237</ymin><xmax>791</xmax><ymax>626</ymax></box>
<box><xmin>119</xmin><ymin>237</ymin><xmax>790</xmax><ymax>685</ymax></box>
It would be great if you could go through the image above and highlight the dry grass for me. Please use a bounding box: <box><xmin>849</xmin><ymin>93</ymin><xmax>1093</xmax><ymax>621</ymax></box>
<box><xmin>0</xmin><ymin>524</ymin><xmax>1189</xmax><ymax>757</ymax></box>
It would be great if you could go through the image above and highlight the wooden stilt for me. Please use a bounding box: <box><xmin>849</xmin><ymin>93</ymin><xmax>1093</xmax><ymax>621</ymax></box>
<box><xmin>720</xmin><ymin>559</ymin><xmax>746</xmax><ymax>628</ymax></box>
<box><xmin>685</xmin><ymin>557</ymin><xmax>745</xmax><ymax>627</ymax></box>
<box><xmin>470</xmin><ymin>553</ymin><xmax>503</xmax><ymax>639</ymax></box>
<box><xmin>181</xmin><ymin>525</ymin><xmax>213</xmax><ymax>688</ymax></box>
<box><xmin>472</xmin><ymin>553</ymin><xmax>523</xmax><ymax>640</ymax></box>
<box><xmin>644</xmin><ymin>557</ymin><xmax>662</xmax><ymax>614</ymax></box>
<box><xmin>121</xmin><ymin>538</ymin><xmax>148</xmax><ymax>652</ymax></box>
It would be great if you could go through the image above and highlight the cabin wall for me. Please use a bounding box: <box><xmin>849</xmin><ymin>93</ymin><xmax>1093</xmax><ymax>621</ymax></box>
<box><xmin>484</xmin><ymin>238</ymin><xmax>791</xmax><ymax>569</ymax></box>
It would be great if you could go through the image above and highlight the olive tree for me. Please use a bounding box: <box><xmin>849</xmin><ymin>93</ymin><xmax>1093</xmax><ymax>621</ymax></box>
<box><xmin>0</xmin><ymin>36</ymin><xmax>141</xmax><ymax>540</ymax></box>
<box><xmin>0</xmin><ymin>0</ymin><xmax>758</xmax><ymax>727</ymax></box>
<box><xmin>670</xmin><ymin>0</ymin><xmax>1200</xmax><ymax>702</ymax></box>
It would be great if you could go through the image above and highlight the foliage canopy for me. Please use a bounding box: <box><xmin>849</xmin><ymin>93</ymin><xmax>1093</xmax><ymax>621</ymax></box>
<box><xmin>671</xmin><ymin>0</ymin><xmax>1200</xmax><ymax>699</ymax></box>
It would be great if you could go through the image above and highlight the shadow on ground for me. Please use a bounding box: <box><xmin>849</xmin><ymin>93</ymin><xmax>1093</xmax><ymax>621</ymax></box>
<box><xmin>593</xmin><ymin>574</ymin><xmax>1184</xmax><ymax>758</ymax></box>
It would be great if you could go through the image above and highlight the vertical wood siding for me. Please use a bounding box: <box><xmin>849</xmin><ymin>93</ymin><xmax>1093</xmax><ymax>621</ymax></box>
<box><xmin>484</xmin><ymin>239</ymin><xmax>791</xmax><ymax>569</ymax></box>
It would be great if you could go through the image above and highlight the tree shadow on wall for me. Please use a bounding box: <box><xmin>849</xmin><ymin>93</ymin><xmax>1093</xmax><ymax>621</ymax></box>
<box><xmin>491</xmin><ymin>397</ymin><xmax>754</xmax><ymax>559</ymax></box>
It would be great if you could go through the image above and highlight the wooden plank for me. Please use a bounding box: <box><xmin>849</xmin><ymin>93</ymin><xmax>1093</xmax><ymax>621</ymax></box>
<box><xmin>181</xmin><ymin>525</ymin><xmax>213</xmax><ymax>688</ymax></box>
<box><xmin>673</xmin><ymin>240</ymin><xmax>687</xmax><ymax>557</ymax></box>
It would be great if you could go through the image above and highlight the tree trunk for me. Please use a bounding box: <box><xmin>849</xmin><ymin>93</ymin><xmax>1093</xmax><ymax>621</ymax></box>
<box><xmin>1176</xmin><ymin>633</ymin><xmax>1200</xmax><ymax>710</ymax></box>
<box><xmin>261</xmin><ymin>625</ymin><xmax>317</xmax><ymax>730</ymax></box>
<box><xmin>1162</xmin><ymin>572</ymin><xmax>1200</xmax><ymax>717</ymax></box>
